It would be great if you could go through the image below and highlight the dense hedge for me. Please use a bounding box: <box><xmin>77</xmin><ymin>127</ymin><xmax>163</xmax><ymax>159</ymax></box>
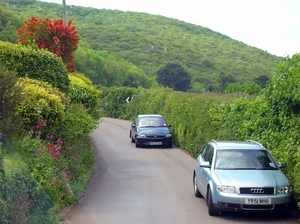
<box><xmin>100</xmin><ymin>86</ymin><xmax>138</xmax><ymax>119</ymax></box>
<box><xmin>0</xmin><ymin>41</ymin><xmax>69</xmax><ymax>93</ymax></box>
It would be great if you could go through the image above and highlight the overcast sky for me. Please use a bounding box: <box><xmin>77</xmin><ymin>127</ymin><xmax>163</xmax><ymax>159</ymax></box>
<box><xmin>40</xmin><ymin>0</ymin><xmax>300</xmax><ymax>57</ymax></box>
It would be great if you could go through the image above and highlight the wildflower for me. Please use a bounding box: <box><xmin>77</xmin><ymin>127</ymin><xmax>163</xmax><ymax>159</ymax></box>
<box><xmin>53</xmin><ymin>36</ymin><xmax>60</xmax><ymax>42</ymax></box>
<box><xmin>56</xmin><ymin>145</ymin><xmax>62</xmax><ymax>152</ymax></box>
<box><xmin>56</xmin><ymin>138</ymin><xmax>63</xmax><ymax>145</ymax></box>
<box><xmin>52</xmin><ymin>179</ymin><xmax>59</xmax><ymax>185</ymax></box>
<box><xmin>65</xmin><ymin>184</ymin><xmax>73</xmax><ymax>194</ymax></box>
<box><xmin>40</xmin><ymin>119</ymin><xmax>45</xmax><ymax>125</ymax></box>
<box><xmin>74</xmin><ymin>153</ymin><xmax>80</xmax><ymax>163</ymax></box>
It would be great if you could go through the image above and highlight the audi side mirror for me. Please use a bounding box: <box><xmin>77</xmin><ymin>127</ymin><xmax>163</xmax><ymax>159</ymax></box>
<box><xmin>277</xmin><ymin>162</ymin><xmax>286</xmax><ymax>168</ymax></box>
<box><xmin>200</xmin><ymin>161</ymin><xmax>211</xmax><ymax>168</ymax></box>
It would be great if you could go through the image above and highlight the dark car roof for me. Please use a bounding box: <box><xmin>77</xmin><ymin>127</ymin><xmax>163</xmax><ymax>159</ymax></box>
<box><xmin>210</xmin><ymin>140</ymin><xmax>266</xmax><ymax>150</ymax></box>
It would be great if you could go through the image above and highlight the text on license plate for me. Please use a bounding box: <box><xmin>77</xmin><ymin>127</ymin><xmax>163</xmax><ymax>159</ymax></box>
<box><xmin>149</xmin><ymin>142</ymin><xmax>162</xmax><ymax>145</ymax></box>
<box><xmin>245</xmin><ymin>198</ymin><xmax>271</xmax><ymax>204</ymax></box>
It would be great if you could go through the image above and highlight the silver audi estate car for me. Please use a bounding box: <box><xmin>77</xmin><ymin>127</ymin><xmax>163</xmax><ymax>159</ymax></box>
<box><xmin>193</xmin><ymin>140</ymin><xmax>294</xmax><ymax>216</ymax></box>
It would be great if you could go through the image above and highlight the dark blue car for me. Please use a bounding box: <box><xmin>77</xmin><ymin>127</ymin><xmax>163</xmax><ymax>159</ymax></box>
<box><xmin>129</xmin><ymin>114</ymin><xmax>173</xmax><ymax>148</ymax></box>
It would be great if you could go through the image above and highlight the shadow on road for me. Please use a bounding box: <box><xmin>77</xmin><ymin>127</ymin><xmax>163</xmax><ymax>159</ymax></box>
<box><xmin>219</xmin><ymin>209</ymin><xmax>299</xmax><ymax>223</ymax></box>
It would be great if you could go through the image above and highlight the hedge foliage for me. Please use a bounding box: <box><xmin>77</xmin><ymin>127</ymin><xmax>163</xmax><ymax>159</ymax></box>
<box><xmin>68</xmin><ymin>74</ymin><xmax>101</xmax><ymax>114</ymax></box>
<box><xmin>0</xmin><ymin>41</ymin><xmax>69</xmax><ymax>93</ymax></box>
<box><xmin>100</xmin><ymin>86</ymin><xmax>237</xmax><ymax>154</ymax></box>
<box><xmin>0</xmin><ymin>41</ymin><xmax>100</xmax><ymax>220</ymax></box>
<box><xmin>100</xmin><ymin>54</ymin><xmax>300</xmax><ymax>209</ymax></box>
<box><xmin>16</xmin><ymin>77</ymin><xmax>67</xmax><ymax>134</ymax></box>
<box><xmin>0</xmin><ymin>64</ymin><xmax>24</xmax><ymax>136</ymax></box>
<box><xmin>58</xmin><ymin>103</ymin><xmax>99</xmax><ymax>141</ymax></box>
<box><xmin>100</xmin><ymin>86</ymin><xmax>138</xmax><ymax>119</ymax></box>
<box><xmin>0</xmin><ymin>151</ymin><xmax>59</xmax><ymax>224</ymax></box>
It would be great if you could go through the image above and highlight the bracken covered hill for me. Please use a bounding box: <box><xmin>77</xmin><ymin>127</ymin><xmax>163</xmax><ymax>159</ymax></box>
<box><xmin>0</xmin><ymin>0</ymin><xmax>282</xmax><ymax>90</ymax></box>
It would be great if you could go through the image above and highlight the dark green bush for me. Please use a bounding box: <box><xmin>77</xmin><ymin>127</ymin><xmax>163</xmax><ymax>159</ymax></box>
<box><xmin>58</xmin><ymin>103</ymin><xmax>98</xmax><ymax>141</ymax></box>
<box><xmin>0</xmin><ymin>41</ymin><xmax>69</xmax><ymax>93</ymax></box>
<box><xmin>0</xmin><ymin>64</ymin><xmax>24</xmax><ymax>136</ymax></box>
<box><xmin>68</xmin><ymin>74</ymin><xmax>101</xmax><ymax>114</ymax></box>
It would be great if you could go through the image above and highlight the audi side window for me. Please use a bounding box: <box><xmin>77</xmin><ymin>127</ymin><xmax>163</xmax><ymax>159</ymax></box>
<box><xmin>206</xmin><ymin>146</ymin><xmax>214</xmax><ymax>164</ymax></box>
<box><xmin>201</xmin><ymin>145</ymin><xmax>209</xmax><ymax>160</ymax></box>
<box><xmin>202</xmin><ymin>145</ymin><xmax>213</xmax><ymax>163</ymax></box>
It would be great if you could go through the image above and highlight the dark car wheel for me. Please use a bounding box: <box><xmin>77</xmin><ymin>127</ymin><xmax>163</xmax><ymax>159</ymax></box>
<box><xmin>193</xmin><ymin>175</ymin><xmax>202</xmax><ymax>198</ymax></box>
<box><xmin>135</xmin><ymin>140</ymin><xmax>140</xmax><ymax>148</ymax></box>
<box><xmin>278</xmin><ymin>208</ymin><xmax>293</xmax><ymax>218</ymax></box>
<box><xmin>207</xmin><ymin>187</ymin><xmax>218</xmax><ymax>216</ymax></box>
<box><xmin>129</xmin><ymin>131</ymin><xmax>135</xmax><ymax>143</ymax></box>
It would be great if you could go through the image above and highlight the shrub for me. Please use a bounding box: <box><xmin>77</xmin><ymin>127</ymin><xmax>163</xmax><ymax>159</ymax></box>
<box><xmin>69</xmin><ymin>72</ymin><xmax>93</xmax><ymax>86</ymax></box>
<box><xmin>58</xmin><ymin>103</ymin><xmax>98</xmax><ymax>141</ymax></box>
<box><xmin>0</xmin><ymin>152</ymin><xmax>59</xmax><ymax>224</ymax></box>
<box><xmin>68</xmin><ymin>74</ymin><xmax>101</xmax><ymax>113</ymax></box>
<box><xmin>0</xmin><ymin>64</ymin><xmax>24</xmax><ymax>136</ymax></box>
<box><xmin>16</xmin><ymin>77</ymin><xmax>66</xmax><ymax>134</ymax></box>
<box><xmin>0</xmin><ymin>41</ymin><xmax>69</xmax><ymax>93</ymax></box>
<box><xmin>17</xmin><ymin>17</ymin><xmax>80</xmax><ymax>72</ymax></box>
<box><xmin>11</xmin><ymin>129</ymin><xmax>93</xmax><ymax>209</ymax></box>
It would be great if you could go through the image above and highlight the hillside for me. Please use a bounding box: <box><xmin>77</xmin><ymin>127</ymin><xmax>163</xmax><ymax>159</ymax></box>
<box><xmin>0</xmin><ymin>0</ymin><xmax>282</xmax><ymax>91</ymax></box>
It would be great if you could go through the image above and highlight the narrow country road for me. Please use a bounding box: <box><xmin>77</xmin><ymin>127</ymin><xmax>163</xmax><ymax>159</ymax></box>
<box><xmin>62</xmin><ymin>117</ymin><xmax>298</xmax><ymax>224</ymax></box>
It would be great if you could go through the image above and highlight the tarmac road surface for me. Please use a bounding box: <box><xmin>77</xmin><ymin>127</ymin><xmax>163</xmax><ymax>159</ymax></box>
<box><xmin>62</xmin><ymin>117</ymin><xmax>298</xmax><ymax>224</ymax></box>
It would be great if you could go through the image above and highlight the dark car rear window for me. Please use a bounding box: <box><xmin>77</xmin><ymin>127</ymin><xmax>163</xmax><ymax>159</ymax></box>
<box><xmin>138</xmin><ymin>117</ymin><xmax>165</xmax><ymax>127</ymax></box>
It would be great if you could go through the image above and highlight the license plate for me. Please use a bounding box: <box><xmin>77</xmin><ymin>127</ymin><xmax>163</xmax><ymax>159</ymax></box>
<box><xmin>245</xmin><ymin>198</ymin><xmax>271</xmax><ymax>204</ymax></box>
<box><xmin>149</xmin><ymin>142</ymin><xmax>162</xmax><ymax>145</ymax></box>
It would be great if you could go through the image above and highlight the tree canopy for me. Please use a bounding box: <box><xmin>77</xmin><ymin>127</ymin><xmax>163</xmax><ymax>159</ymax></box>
<box><xmin>157</xmin><ymin>63</ymin><xmax>191</xmax><ymax>91</ymax></box>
